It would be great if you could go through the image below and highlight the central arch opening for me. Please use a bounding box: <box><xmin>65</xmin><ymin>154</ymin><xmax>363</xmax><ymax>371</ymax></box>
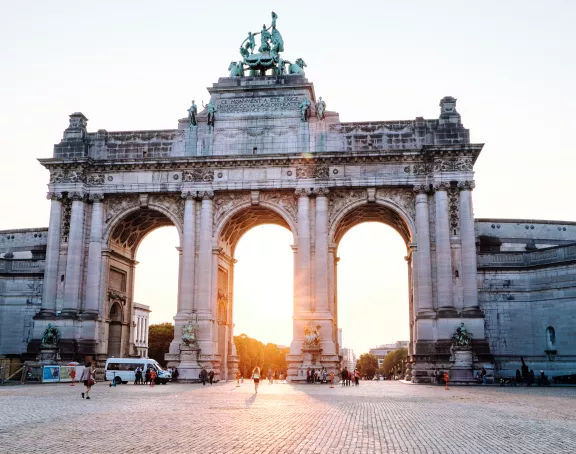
<box><xmin>217</xmin><ymin>202</ymin><xmax>295</xmax><ymax>379</ymax></box>
<box><xmin>332</xmin><ymin>201</ymin><xmax>413</xmax><ymax>377</ymax></box>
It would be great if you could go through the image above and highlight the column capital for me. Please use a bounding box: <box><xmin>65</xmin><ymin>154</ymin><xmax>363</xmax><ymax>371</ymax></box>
<box><xmin>457</xmin><ymin>180</ymin><xmax>476</xmax><ymax>191</ymax></box>
<box><xmin>413</xmin><ymin>184</ymin><xmax>430</xmax><ymax>194</ymax></box>
<box><xmin>312</xmin><ymin>187</ymin><xmax>330</xmax><ymax>197</ymax></box>
<box><xmin>89</xmin><ymin>193</ymin><xmax>104</xmax><ymax>202</ymax></box>
<box><xmin>46</xmin><ymin>192</ymin><xmax>63</xmax><ymax>201</ymax></box>
<box><xmin>295</xmin><ymin>188</ymin><xmax>313</xmax><ymax>197</ymax></box>
<box><xmin>68</xmin><ymin>191</ymin><xmax>86</xmax><ymax>201</ymax></box>
<box><xmin>199</xmin><ymin>190</ymin><xmax>214</xmax><ymax>200</ymax></box>
<box><xmin>433</xmin><ymin>181</ymin><xmax>451</xmax><ymax>192</ymax></box>
<box><xmin>181</xmin><ymin>190</ymin><xmax>198</xmax><ymax>200</ymax></box>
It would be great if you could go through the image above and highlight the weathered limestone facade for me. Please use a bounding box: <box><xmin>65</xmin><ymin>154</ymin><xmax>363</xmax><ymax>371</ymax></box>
<box><xmin>1</xmin><ymin>73</ymin><xmax>575</xmax><ymax>381</ymax></box>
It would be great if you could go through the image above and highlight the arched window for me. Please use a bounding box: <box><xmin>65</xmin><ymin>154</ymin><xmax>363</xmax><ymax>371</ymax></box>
<box><xmin>546</xmin><ymin>326</ymin><xmax>556</xmax><ymax>350</ymax></box>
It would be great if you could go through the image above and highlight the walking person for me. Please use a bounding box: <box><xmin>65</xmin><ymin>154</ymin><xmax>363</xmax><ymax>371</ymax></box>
<box><xmin>252</xmin><ymin>366</ymin><xmax>261</xmax><ymax>394</ymax></box>
<box><xmin>354</xmin><ymin>369</ymin><xmax>360</xmax><ymax>386</ymax></box>
<box><xmin>150</xmin><ymin>368</ymin><xmax>157</xmax><ymax>387</ymax></box>
<box><xmin>134</xmin><ymin>366</ymin><xmax>142</xmax><ymax>385</ymax></box>
<box><xmin>145</xmin><ymin>367</ymin><xmax>151</xmax><ymax>385</ymax></box>
<box><xmin>268</xmin><ymin>369</ymin><xmax>273</xmax><ymax>384</ymax></box>
<box><xmin>80</xmin><ymin>362</ymin><xmax>95</xmax><ymax>400</ymax></box>
<box><xmin>341</xmin><ymin>368</ymin><xmax>348</xmax><ymax>387</ymax></box>
<box><xmin>208</xmin><ymin>369</ymin><xmax>214</xmax><ymax>385</ymax></box>
<box><xmin>199</xmin><ymin>367</ymin><xmax>207</xmax><ymax>386</ymax></box>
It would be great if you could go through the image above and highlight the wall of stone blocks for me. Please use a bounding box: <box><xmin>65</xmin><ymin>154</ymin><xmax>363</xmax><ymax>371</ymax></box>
<box><xmin>0</xmin><ymin>229</ymin><xmax>47</xmax><ymax>355</ymax></box>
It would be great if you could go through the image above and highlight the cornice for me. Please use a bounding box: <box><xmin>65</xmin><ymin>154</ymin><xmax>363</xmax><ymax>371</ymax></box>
<box><xmin>38</xmin><ymin>144</ymin><xmax>483</xmax><ymax>172</ymax></box>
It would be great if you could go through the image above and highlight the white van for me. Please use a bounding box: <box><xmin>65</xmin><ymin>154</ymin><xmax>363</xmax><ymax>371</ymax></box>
<box><xmin>104</xmin><ymin>358</ymin><xmax>172</xmax><ymax>385</ymax></box>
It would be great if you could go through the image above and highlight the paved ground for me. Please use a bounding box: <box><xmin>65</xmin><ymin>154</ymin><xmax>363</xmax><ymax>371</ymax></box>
<box><xmin>1</xmin><ymin>381</ymin><xmax>576</xmax><ymax>454</ymax></box>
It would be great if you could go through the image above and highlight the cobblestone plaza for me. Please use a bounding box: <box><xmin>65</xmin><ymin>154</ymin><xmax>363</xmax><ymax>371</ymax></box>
<box><xmin>1</xmin><ymin>381</ymin><xmax>575</xmax><ymax>453</ymax></box>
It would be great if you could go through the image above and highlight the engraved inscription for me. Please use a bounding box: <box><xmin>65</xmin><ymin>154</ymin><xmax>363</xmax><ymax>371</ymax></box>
<box><xmin>217</xmin><ymin>96</ymin><xmax>300</xmax><ymax>114</ymax></box>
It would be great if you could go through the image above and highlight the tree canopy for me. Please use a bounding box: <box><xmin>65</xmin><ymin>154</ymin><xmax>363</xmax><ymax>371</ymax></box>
<box><xmin>234</xmin><ymin>333</ymin><xmax>288</xmax><ymax>378</ymax></box>
<box><xmin>148</xmin><ymin>323</ymin><xmax>174</xmax><ymax>367</ymax></box>
<box><xmin>380</xmin><ymin>348</ymin><xmax>408</xmax><ymax>377</ymax></box>
<box><xmin>356</xmin><ymin>353</ymin><xmax>379</xmax><ymax>379</ymax></box>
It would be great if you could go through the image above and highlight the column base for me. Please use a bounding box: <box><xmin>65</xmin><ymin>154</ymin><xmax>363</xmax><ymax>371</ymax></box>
<box><xmin>34</xmin><ymin>310</ymin><xmax>56</xmax><ymax>320</ymax></box>
<box><xmin>437</xmin><ymin>307</ymin><xmax>458</xmax><ymax>318</ymax></box>
<box><xmin>60</xmin><ymin>310</ymin><xmax>78</xmax><ymax>320</ymax></box>
<box><xmin>461</xmin><ymin>307</ymin><xmax>483</xmax><ymax>318</ymax></box>
<box><xmin>79</xmin><ymin>311</ymin><xmax>99</xmax><ymax>321</ymax></box>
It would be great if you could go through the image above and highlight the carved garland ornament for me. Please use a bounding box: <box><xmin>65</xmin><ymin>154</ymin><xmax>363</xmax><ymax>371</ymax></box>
<box><xmin>182</xmin><ymin>169</ymin><xmax>215</xmax><ymax>182</ymax></box>
<box><xmin>328</xmin><ymin>189</ymin><xmax>367</xmax><ymax>226</ymax></box>
<box><xmin>86</xmin><ymin>173</ymin><xmax>105</xmax><ymax>185</ymax></box>
<box><xmin>448</xmin><ymin>186</ymin><xmax>460</xmax><ymax>234</ymax></box>
<box><xmin>296</xmin><ymin>166</ymin><xmax>329</xmax><ymax>179</ymax></box>
<box><xmin>49</xmin><ymin>169</ymin><xmax>86</xmax><ymax>184</ymax></box>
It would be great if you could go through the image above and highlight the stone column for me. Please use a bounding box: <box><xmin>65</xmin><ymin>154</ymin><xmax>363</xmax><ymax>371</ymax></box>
<box><xmin>434</xmin><ymin>182</ymin><xmax>454</xmax><ymax>311</ymax></box>
<box><xmin>83</xmin><ymin>193</ymin><xmax>104</xmax><ymax>317</ymax></box>
<box><xmin>458</xmin><ymin>181</ymin><xmax>479</xmax><ymax>312</ymax></box>
<box><xmin>179</xmin><ymin>191</ymin><xmax>197</xmax><ymax>315</ymax></box>
<box><xmin>40</xmin><ymin>192</ymin><xmax>63</xmax><ymax>316</ymax></box>
<box><xmin>62</xmin><ymin>192</ymin><xmax>86</xmax><ymax>317</ymax></box>
<box><xmin>413</xmin><ymin>186</ymin><xmax>433</xmax><ymax>315</ymax></box>
<box><xmin>295</xmin><ymin>189</ymin><xmax>312</xmax><ymax>312</ymax></box>
<box><xmin>313</xmin><ymin>188</ymin><xmax>330</xmax><ymax>313</ymax></box>
<box><xmin>197</xmin><ymin>191</ymin><xmax>214</xmax><ymax>314</ymax></box>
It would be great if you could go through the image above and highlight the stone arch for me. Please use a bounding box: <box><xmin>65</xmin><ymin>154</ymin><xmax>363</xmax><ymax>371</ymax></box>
<box><xmin>329</xmin><ymin>197</ymin><xmax>415</xmax><ymax>248</ymax></box>
<box><xmin>328</xmin><ymin>195</ymin><xmax>417</xmax><ymax>359</ymax></box>
<box><xmin>215</xmin><ymin>200</ymin><xmax>297</xmax><ymax>254</ymax></box>
<box><xmin>103</xmin><ymin>203</ymin><xmax>183</xmax><ymax>250</ymax></box>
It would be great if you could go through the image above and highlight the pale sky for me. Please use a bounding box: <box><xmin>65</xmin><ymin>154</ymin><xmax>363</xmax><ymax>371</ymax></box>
<box><xmin>1</xmin><ymin>1</ymin><xmax>575</xmax><ymax>356</ymax></box>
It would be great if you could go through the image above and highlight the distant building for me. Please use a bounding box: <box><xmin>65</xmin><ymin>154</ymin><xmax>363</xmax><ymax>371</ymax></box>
<box><xmin>370</xmin><ymin>341</ymin><xmax>409</xmax><ymax>369</ymax></box>
<box><xmin>133</xmin><ymin>303</ymin><xmax>151</xmax><ymax>357</ymax></box>
<box><xmin>341</xmin><ymin>347</ymin><xmax>356</xmax><ymax>371</ymax></box>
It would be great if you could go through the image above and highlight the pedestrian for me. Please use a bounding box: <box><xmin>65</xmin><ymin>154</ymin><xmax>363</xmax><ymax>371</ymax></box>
<box><xmin>252</xmin><ymin>366</ymin><xmax>261</xmax><ymax>394</ymax></box>
<box><xmin>199</xmin><ymin>367</ymin><xmax>207</xmax><ymax>386</ymax></box>
<box><xmin>341</xmin><ymin>368</ymin><xmax>348</xmax><ymax>386</ymax></box>
<box><xmin>236</xmin><ymin>369</ymin><xmax>241</xmax><ymax>387</ymax></box>
<box><xmin>354</xmin><ymin>369</ymin><xmax>360</xmax><ymax>386</ymax></box>
<box><xmin>70</xmin><ymin>367</ymin><xmax>76</xmax><ymax>387</ymax></box>
<box><xmin>279</xmin><ymin>371</ymin><xmax>284</xmax><ymax>382</ymax></box>
<box><xmin>306</xmin><ymin>367</ymin><xmax>311</xmax><ymax>384</ymax></box>
<box><xmin>150</xmin><ymin>368</ymin><xmax>157</xmax><ymax>387</ymax></box>
<box><xmin>145</xmin><ymin>367</ymin><xmax>151</xmax><ymax>385</ymax></box>
<box><xmin>173</xmin><ymin>367</ymin><xmax>179</xmax><ymax>381</ymax></box>
<box><xmin>134</xmin><ymin>366</ymin><xmax>142</xmax><ymax>385</ymax></box>
<box><xmin>268</xmin><ymin>369</ymin><xmax>273</xmax><ymax>384</ymax></box>
<box><xmin>79</xmin><ymin>362</ymin><xmax>95</xmax><ymax>400</ymax></box>
<box><xmin>208</xmin><ymin>369</ymin><xmax>214</xmax><ymax>385</ymax></box>
<box><xmin>481</xmin><ymin>367</ymin><xmax>487</xmax><ymax>385</ymax></box>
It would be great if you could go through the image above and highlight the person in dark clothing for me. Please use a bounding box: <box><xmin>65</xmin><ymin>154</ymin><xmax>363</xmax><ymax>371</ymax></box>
<box><xmin>208</xmin><ymin>369</ymin><xmax>215</xmax><ymax>385</ymax></box>
<box><xmin>342</xmin><ymin>368</ymin><xmax>348</xmax><ymax>387</ymax></box>
<box><xmin>199</xmin><ymin>367</ymin><xmax>208</xmax><ymax>386</ymax></box>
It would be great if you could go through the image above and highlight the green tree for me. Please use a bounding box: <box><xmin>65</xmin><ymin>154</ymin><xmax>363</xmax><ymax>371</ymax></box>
<box><xmin>148</xmin><ymin>323</ymin><xmax>174</xmax><ymax>367</ymax></box>
<box><xmin>380</xmin><ymin>348</ymin><xmax>408</xmax><ymax>378</ymax></box>
<box><xmin>356</xmin><ymin>353</ymin><xmax>379</xmax><ymax>379</ymax></box>
<box><xmin>234</xmin><ymin>333</ymin><xmax>288</xmax><ymax>378</ymax></box>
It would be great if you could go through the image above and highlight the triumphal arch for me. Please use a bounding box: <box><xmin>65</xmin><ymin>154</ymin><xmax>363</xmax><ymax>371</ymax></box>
<box><xmin>31</xmin><ymin>13</ymin><xmax>488</xmax><ymax>382</ymax></box>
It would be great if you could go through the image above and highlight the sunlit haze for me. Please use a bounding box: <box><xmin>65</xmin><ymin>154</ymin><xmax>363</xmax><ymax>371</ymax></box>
<box><xmin>2</xmin><ymin>1</ymin><xmax>575</xmax><ymax>357</ymax></box>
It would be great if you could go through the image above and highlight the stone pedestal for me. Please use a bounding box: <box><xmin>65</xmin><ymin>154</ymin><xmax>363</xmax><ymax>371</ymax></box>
<box><xmin>450</xmin><ymin>347</ymin><xmax>475</xmax><ymax>382</ymax></box>
<box><xmin>176</xmin><ymin>346</ymin><xmax>202</xmax><ymax>382</ymax></box>
<box><xmin>36</xmin><ymin>347</ymin><xmax>60</xmax><ymax>365</ymax></box>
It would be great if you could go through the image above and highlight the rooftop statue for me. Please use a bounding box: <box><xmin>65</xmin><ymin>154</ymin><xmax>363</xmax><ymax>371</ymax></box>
<box><xmin>316</xmin><ymin>96</ymin><xmax>326</xmax><ymax>121</ymax></box>
<box><xmin>298</xmin><ymin>97</ymin><xmax>311</xmax><ymax>122</ymax></box>
<box><xmin>187</xmin><ymin>100</ymin><xmax>197</xmax><ymax>127</ymax></box>
<box><xmin>203</xmin><ymin>99</ymin><xmax>216</xmax><ymax>127</ymax></box>
<box><xmin>237</xmin><ymin>12</ymin><xmax>291</xmax><ymax>76</ymax></box>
